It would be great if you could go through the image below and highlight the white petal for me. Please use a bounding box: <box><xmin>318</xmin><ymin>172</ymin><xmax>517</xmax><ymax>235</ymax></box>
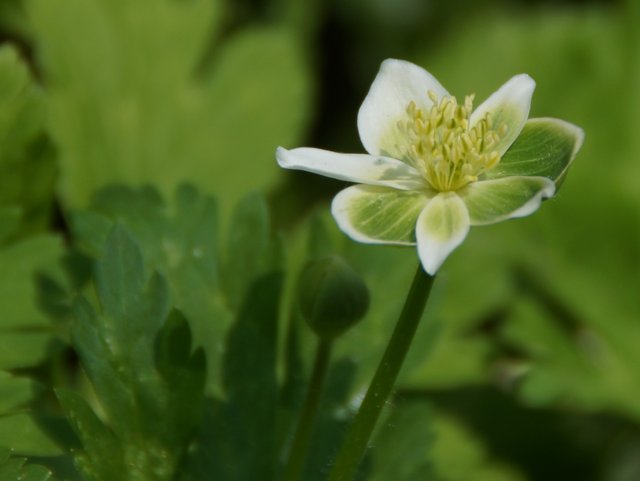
<box><xmin>416</xmin><ymin>192</ymin><xmax>470</xmax><ymax>275</ymax></box>
<box><xmin>331</xmin><ymin>185</ymin><xmax>431</xmax><ymax>245</ymax></box>
<box><xmin>486</xmin><ymin>117</ymin><xmax>585</xmax><ymax>185</ymax></box>
<box><xmin>470</xmin><ymin>74</ymin><xmax>535</xmax><ymax>156</ymax></box>
<box><xmin>357</xmin><ymin>59</ymin><xmax>449</xmax><ymax>159</ymax></box>
<box><xmin>276</xmin><ymin>147</ymin><xmax>424</xmax><ymax>190</ymax></box>
<box><xmin>459</xmin><ymin>176</ymin><xmax>555</xmax><ymax>226</ymax></box>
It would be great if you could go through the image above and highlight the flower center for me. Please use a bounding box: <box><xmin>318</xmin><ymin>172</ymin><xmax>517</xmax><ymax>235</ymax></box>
<box><xmin>400</xmin><ymin>91</ymin><xmax>506</xmax><ymax>192</ymax></box>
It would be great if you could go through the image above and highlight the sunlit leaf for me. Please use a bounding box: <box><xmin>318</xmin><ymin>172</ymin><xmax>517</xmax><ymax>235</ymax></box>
<box><xmin>0</xmin><ymin>413</ymin><xmax>62</xmax><ymax>457</ymax></box>
<box><xmin>0</xmin><ymin>45</ymin><xmax>54</xmax><ymax>235</ymax></box>
<box><xmin>29</xmin><ymin>0</ymin><xmax>311</xmax><ymax>216</ymax></box>
<box><xmin>0</xmin><ymin>235</ymin><xmax>65</xmax><ymax>369</ymax></box>
<box><xmin>0</xmin><ymin>371</ymin><xmax>36</xmax><ymax>413</ymax></box>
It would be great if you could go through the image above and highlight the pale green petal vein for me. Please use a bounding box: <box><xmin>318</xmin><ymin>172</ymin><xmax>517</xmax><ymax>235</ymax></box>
<box><xmin>331</xmin><ymin>185</ymin><xmax>431</xmax><ymax>245</ymax></box>
<box><xmin>485</xmin><ymin>117</ymin><xmax>584</xmax><ymax>184</ymax></box>
<box><xmin>416</xmin><ymin>192</ymin><xmax>470</xmax><ymax>274</ymax></box>
<box><xmin>459</xmin><ymin>176</ymin><xmax>555</xmax><ymax>226</ymax></box>
<box><xmin>470</xmin><ymin>74</ymin><xmax>535</xmax><ymax>156</ymax></box>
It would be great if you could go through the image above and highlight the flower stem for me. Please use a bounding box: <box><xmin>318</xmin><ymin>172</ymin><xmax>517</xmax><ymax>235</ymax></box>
<box><xmin>327</xmin><ymin>264</ymin><xmax>435</xmax><ymax>481</ymax></box>
<box><xmin>283</xmin><ymin>339</ymin><xmax>333</xmax><ymax>481</ymax></box>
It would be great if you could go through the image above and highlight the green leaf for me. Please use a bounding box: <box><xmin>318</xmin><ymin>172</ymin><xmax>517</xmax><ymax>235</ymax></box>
<box><xmin>0</xmin><ymin>333</ymin><xmax>53</xmax><ymax>370</ymax></box>
<box><xmin>0</xmin><ymin>413</ymin><xmax>62</xmax><ymax>456</ymax></box>
<box><xmin>0</xmin><ymin>206</ymin><xmax>21</xmax><ymax>244</ymax></box>
<box><xmin>183</xmin><ymin>270</ymin><xmax>284</xmax><ymax>481</ymax></box>
<box><xmin>429</xmin><ymin>412</ymin><xmax>526</xmax><ymax>481</ymax></box>
<box><xmin>28</xmin><ymin>0</ymin><xmax>219</xmax><ymax>209</ymax></box>
<box><xmin>96</xmin><ymin>224</ymin><xmax>147</xmax><ymax>318</ymax></box>
<box><xmin>71</xmin><ymin>296</ymin><xmax>136</xmax><ymax>439</ymax></box>
<box><xmin>94</xmin><ymin>225</ymin><xmax>170</xmax><ymax>381</ymax></box>
<box><xmin>69</xmin><ymin>222</ymin><xmax>209</xmax><ymax>481</ymax></box>
<box><xmin>0</xmin><ymin>235</ymin><xmax>64</xmax><ymax>331</ymax></box>
<box><xmin>366</xmin><ymin>401</ymin><xmax>434</xmax><ymax>481</ymax></box>
<box><xmin>0</xmin><ymin>43</ymin><xmax>42</xmax><ymax>169</ymax></box>
<box><xmin>0</xmin><ymin>45</ymin><xmax>55</xmax><ymax>234</ymax></box>
<box><xmin>73</xmin><ymin>225</ymin><xmax>167</xmax><ymax>425</ymax></box>
<box><xmin>56</xmin><ymin>389</ymin><xmax>125</xmax><ymax>481</ymax></box>
<box><xmin>164</xmin><ymin>185</ymin><xmax>228</xmax><ymax>395</ymax></box>
<box><xmin>0</xmin><ymin>455</ymin><xmax>57</xmax><ymax>481</ymax></box>
<box><xmin>153</xmin><ymin>310</ymin><xmax>206</xmax><ymax>446</ymax></box>
<box><xmin>193</xmin><ymin>26</ymin><xmax>313</xmax><ymax>214</ymax></box>
<box><xmin>0</xmin><ymin>1</ymin><xmax>29</xmax><ymax>37</ymax></box>
<box><xmin>0</xmin><ymin>372</ymin><xmax>61</xmax><ymax>461</ymax></box>
<box><xmin>499</xmin><ymin>268</ymin><xmax>640</xmax><ymax>421</ymax></box>
<box><xmin>68</xmin><ymin>187</ymin><xmax>292</xmax><ymax>479</ymax></box>
<box><xmin>486</xmin><ymin>118</ymin><xmax>584</xmax><ymax>185</ymax></box>
<box><xmin>0</xmin><ymin>371</ymin><xmax>37</xmax><ymax>413</ymax></box>
<box><xmin>222</xmin><ymin>194</ymin><xmax>271</xmax><ymax>309</ymax></box>
<box><xmin>71</xmin><ymin>185</ymin><xmax>166</xmax><ymax>260</ymax></box>
<box><xmin>220</xmin><ymin>271</ymin><xmax>283</xmax><ymax>481</ymax></box>
<box><xmin>29</xmin><ymin>0</ymin><xmax>311</xmax><ymax>215</ymax></box>
<box><xmin>70</xmin><ymin>185</ymin><xmax>281</xmax><ymax>396</ymax></box>
<box><xmin>0</xmin><ymin>234</ymin><xmax>66</xmax><ymax>369</ymax></box>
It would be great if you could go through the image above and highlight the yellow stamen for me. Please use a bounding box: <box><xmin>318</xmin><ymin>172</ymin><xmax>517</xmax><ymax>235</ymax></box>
<box><xmin>401</xmin><ymin>91</ymin><xmax>507</xmax><ymax>192</ymax></box>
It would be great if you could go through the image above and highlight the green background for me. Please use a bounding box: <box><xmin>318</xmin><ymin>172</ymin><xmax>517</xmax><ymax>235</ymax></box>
<box><xmin>0</xmin><ymin>0</ymin><xmax>637</xmax><ymax>480</ymax></box>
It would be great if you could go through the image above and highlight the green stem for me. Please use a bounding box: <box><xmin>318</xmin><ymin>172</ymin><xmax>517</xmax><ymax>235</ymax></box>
<box><xmin>283</xmin><ymin>339</ymin><xmax>333</xmax><ymax>481</ymax></box>
<box><xmin>327</xmin><ymin>264</ymin><xmax>435</xmax><ymax>481</ymax></box>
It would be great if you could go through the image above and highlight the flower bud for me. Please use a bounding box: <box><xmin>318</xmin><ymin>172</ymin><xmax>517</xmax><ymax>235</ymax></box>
<box><xmin>297</xmin><ymin>255</ymin><xmax>369</xmax><ymax>340</ymax></box>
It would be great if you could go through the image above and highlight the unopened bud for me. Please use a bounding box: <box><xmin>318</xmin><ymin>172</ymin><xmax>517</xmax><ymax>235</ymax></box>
<box><xmin>297</xmin><ymin>256</ymin><xmax>369</xmax><ymax>340</ymax></box>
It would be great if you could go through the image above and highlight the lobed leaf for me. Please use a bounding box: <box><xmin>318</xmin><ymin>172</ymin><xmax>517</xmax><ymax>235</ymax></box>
<box><xmin>68</xmin><ymin>222</ymin><xmax>209</xmax><ymax>481</ymax></box>
<box><xmin>0</xmin><ymin>234</ymin><xmax>66</xmax><ymax>369</ymax></box>
<box><xmin>0</xmin><ymin>413</ymin><xmax>62</xmax><ymax>457</ymax></box>
<box><xmin>0</xmin><ymin>45</ymin><xmax>54</xmax><ymax>235</ymax></box>
<box><xmin>0</xmin><ymin>371</ymin><xmax>37</xmax><ymax>414</ymax></box>
<box><xmin>29</xmin><ymin>0</ymin><xmax>311</xmax><ymax>217</ymax></box>
<box><xmin>222</xmin><ymin>194</ymin><xmax>271</xmax><ymax>309</ymax></box>
<box><xmin>56</xmin><ymin>389</ymin><xmax>125</xmax><ymax>481</ymax></box>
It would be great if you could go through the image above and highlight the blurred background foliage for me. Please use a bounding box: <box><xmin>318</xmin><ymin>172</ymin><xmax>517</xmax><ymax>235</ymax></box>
<box><xmin>0</xmin><ymin>0</ymin><xmax>638</xmax><ymax>480</ymax></box>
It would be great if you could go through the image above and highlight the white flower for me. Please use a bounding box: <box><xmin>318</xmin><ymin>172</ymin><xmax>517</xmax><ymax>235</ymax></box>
<box><xmin>276</xmin><ymin>59</ymin><xmax>584</xmax><ymax>275</ymax></box>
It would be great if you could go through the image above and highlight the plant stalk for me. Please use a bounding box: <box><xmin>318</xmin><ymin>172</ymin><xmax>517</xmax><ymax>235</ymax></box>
<box><xmin>327</xmin><ymin>264</ymin><xmax>435</xmax><ymax>481</ymax></box>
<box><xmin>282</xmin><ymin>339</ymin><xmax>333</xmax><ymax>481</ymax></box>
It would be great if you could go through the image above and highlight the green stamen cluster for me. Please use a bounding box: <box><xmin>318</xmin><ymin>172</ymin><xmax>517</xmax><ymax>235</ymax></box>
<box><xmin>401</xmin><ymin>91</ymin><xmax>506</xmax><ymax>192</ymax></box>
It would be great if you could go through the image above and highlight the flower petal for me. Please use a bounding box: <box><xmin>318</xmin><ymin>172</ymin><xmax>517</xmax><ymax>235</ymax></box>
<box><xmin>484</xmin><ymin>118</ymin><xmax>584</xmax><ymax>185</ymax></box>
<box><xmin>331</xmin><ymin>185</ymin><xmax>431</xmax><ymax>245</ymax></box>
<box><xmin>276</xmin><ymin>147</ymin><xmax>425</xmax><ymax>190</ymax></box>
<box><xmin>470</xmin><ymin>74</ymin><xmax>535</xmax><ymax>156</ymax></box>
<box><xmin>357</xmin><ymin>59</ymin><xmax>449</xmax><ymax>159</ymax></box>
<box><xmin>416</xmin><ymin>192</ymin><xmax>470</xmax><ymax>275</ymax></box>
<box><xmin>459</xmin><ymin>176</ymin><xmax>555</xmax><ymax>226</ymax></box>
